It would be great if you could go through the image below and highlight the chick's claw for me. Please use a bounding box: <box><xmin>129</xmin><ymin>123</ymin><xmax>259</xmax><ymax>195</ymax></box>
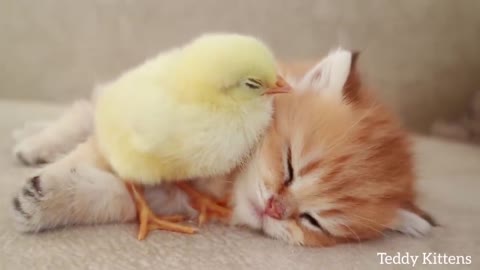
<box><xmin>176</xmin><ymin>182</ymin><xmax>232</xmax><ymax>226</ymax></box>
<box><xmin>126</xmin><ymin>182</ymin><xmax>197</xmax><ymax>240</ymax></box>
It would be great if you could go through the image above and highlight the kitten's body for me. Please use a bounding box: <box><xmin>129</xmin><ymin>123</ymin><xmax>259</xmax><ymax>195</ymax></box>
<box><xmin>11</xmin><ymin>49</ymin><xmax>433</xmax><ymax>246</ymax></box>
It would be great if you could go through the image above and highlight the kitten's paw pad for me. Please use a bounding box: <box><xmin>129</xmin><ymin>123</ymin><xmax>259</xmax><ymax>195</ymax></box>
<box><xmin>11</xmin><ymin>174</ymin><xmax>66</xmax><ymax>232</ymax></box>
<box><xmin>11</xmin><ymin>176</ymin><xmax>46</xmax><ymax>232</ymax></box>
<box><xmin>394</xmin><ymin>209</ymin><xmax>433</xmax><ymax>237</ymax></box>
<box><xmin>24</xmin><ymin>176</ymin><xmax>43</xmax><ymax>198</ymax></box>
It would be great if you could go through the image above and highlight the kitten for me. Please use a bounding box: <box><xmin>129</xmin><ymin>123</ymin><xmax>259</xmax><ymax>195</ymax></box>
<box><xmin>231</xmin><ymin>50</ymin><xmax>435</xmax><ymax>246</ymax></box>
<box><xmin>10</xmin><ymin>49</ymin><xmax>433</xmax><ymax>246</ymax></box>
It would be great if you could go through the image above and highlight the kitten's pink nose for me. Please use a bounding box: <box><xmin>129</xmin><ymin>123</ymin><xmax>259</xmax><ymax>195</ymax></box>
<box><xmin>264</xmin><ymin>197</ymin><xmax>285</xmax><ymax>219</ymax></box>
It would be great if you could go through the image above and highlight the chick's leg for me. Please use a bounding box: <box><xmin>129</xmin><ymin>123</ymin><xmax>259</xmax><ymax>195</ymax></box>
<box><xmin>176</xmin><ymin>182</ymin><xmax>231</xmax><ymax>226</ymax></box>
<box><xmin>126</xmin><ymin>182</ymin><xmax>197</xmax><ymax>240</ymax></box>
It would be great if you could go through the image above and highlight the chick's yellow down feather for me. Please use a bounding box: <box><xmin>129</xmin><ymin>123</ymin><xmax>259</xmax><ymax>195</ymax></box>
<box><xmin>94</xmin><ymin>34</ymin><xmax>287</xmax><ymax>185</ymax></box>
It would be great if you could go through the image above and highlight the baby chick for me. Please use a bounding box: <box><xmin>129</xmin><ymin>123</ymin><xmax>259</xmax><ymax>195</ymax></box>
<box><xmin>94</xmin><ymin>34</ymin><xmax>291</xmax><ymax>239</ymax></box>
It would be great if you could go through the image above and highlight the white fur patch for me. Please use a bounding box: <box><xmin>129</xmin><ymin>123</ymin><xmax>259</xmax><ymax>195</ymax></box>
<box><xmin>392</xmin><ymin>209</ymin><xmax>433</xmax><ymax>237</ymax></box>
<box><xmin>231</xmin><ymin>153</ymin><xmax>270</xmax><ymax>229</ymax></box>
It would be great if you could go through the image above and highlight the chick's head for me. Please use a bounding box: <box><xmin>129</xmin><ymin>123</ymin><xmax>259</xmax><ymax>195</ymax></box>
<box><xmin>172</xmin><ymin>34</ymin><xmax>290</xmax><ymax>106</ymax></box>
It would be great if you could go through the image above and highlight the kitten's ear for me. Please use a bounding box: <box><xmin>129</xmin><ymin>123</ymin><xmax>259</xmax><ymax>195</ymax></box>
<box><xmin>299</xmin><ymin>48</ymin><xmax>361</xmax><ymax>103</ymax></box>
<box><xmin>390</xmin><ymin>206</ymin><xmax>436</xmax><ymax>237</ymax></box>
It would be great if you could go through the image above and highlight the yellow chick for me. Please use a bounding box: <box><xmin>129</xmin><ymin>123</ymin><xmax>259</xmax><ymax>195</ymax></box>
<box><xmin>94</xmin><ymin>33</ymin><xmax>290</xmax><ymax>239</ymax></box>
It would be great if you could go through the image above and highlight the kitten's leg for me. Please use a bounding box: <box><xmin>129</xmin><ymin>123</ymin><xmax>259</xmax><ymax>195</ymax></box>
<box><xmin>11</xmin><ymin>138</ymin><xmax>136</xmax><ymax>232</ymax></box>
<box><xmin>13</xmin><ymin>100</ymin><xmax>93</xmax><ymax>166</ymax></box>
<box><xmin>11</xmin><ymin>138</ymin><xmax>196</xmax><ymax>232</ymax></box>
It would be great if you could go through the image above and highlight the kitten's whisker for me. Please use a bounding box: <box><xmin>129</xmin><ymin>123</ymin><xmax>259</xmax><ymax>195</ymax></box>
<box><xmin>342</xmin><ymin>222</ymin><xmax>362</xmax><ymax>244</ymax></box>
<box><xmin>348</xmin><ymin>216</ymin><xmax>389</xmax><ymax>238</ymax></box>
<box><xmin>349</xmin><ymin>213</ymin><xmax>389</xmax><ymax>229</ymax></box>
<box><xmin>223</xmin><ymin>178</ymin><xmax>235</xmax><ymax>184</ymax></box>
<box><xmin>255</xmin><ymin>176</ymin><xmax>267</xmax><ymax>205</ymax></box>
<box><xmin>358</xmin><ymin>222</ymin><xmax>389</xmax><ymax>238</ymax></box>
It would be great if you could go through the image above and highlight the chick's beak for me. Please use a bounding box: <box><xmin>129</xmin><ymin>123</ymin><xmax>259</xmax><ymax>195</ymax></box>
<box><xmin>263</xmin><ymin>76</ymin><xmax>292</xmax><ymax>95</ymax></box>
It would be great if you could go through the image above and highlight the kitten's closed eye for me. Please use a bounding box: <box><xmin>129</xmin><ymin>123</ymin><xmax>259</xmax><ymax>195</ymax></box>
<box><xmin>284</xmin><ymin>147</ymin><xmax>294</xmax><ymax>186</ymax></box>
<box><xmin>299</xmin><ymin>213</ymin><xmax>331</xmax><ymax>236</ymax></box>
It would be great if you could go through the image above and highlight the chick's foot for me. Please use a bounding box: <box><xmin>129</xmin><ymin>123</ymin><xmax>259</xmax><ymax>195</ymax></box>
<box><xmin>176</xmin><ymin>182</ymin><xmax>232</xmax><ymax>226</ymax></box>
<box><xmin>126</xmin><ymin>182</ymin><xmax>197</xmax><ymax>240</ymax></box>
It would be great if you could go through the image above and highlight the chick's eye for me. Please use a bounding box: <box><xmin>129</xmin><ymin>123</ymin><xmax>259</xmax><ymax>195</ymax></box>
<box><xmin>245</xmin><ymin>78</ymin><xmax>262</xmax><ymax>89</ymax></box>
<box><xmin>284</xmin><ymin>147</ymin><xmax>294</xmax><ymax>186</ymax></box>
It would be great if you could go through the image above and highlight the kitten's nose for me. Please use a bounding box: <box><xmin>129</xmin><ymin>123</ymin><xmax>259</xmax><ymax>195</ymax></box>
<box><xmin>264</xmin><ymin>197</ymin><xmax>286</xmax><ymax>219</ymax></box>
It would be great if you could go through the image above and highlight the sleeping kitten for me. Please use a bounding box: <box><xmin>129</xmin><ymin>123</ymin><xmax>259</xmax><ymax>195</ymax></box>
<box><xmin>10</xmin><ymin>49</ymin><xmax>434</xmax><ymax>246</ymax></box>
<box><xmin>231</xmin><ymin>50</ymin><xmax>435</xmax><ymax>246</ymax></box>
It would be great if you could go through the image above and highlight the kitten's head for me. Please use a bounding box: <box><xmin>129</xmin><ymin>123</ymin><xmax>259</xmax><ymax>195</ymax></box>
<box><xmin>232</xmin><ymin>49</ymin><xmax>434</xmax><ymax>246</ymax></box>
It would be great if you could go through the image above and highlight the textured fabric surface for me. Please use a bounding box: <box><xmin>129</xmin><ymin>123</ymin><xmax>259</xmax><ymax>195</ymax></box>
<box><xmin>0</xmin><ymin>100</ymin><xmax>479</xmax><ymax>269</ymax></box>
<box><xmin>2</xmin><ymin>1</ymin><xmax>480</xmax><ymax>131</ymax></box>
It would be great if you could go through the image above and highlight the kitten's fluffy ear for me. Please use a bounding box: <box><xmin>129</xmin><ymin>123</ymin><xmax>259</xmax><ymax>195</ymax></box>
<box><xmin>390</xmin><ymin>206</ymin><xmax>436</xmax><ymax>237</ymax></box>
<box><xmin>299</xmin><ymin>48</ymin><xmax>360</xmax><ymax>103</ymax></box>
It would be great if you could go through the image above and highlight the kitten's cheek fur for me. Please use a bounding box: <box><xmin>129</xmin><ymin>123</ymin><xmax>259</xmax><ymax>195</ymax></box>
<box><xmin>231</xmin><ymin>201</ymin><xmax>262</xmax><ymax>229</ymax></box>
<box><xmin>231</xmin><ymin>170</ymin><xmax>263</xmax><ymax>229</ymax></box>
<box><xmin>262</xmin><ymin>218</ymin><xmax>305</xmax><ymax>245</ymax></box>
<box><xmin>232</xmin><ymin>156</ymin><xmax>269</xmax><ymax>229</ymax></box>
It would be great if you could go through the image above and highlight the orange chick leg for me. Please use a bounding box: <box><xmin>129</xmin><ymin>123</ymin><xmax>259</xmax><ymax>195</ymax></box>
<box><xmin>125</xmin><ymin>182</ymin><xmax>197</xmax><ymax>240</ymax></box>
<box><xmin>176</xmin><ymin>182</ymin><xmax>232</xmax><ymax>226</ymax></box>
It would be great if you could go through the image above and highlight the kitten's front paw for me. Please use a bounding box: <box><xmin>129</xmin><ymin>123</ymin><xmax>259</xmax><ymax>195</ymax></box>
<box><xmin>13</xmin><ymin>139</ymin><xmax>56</xmax><ymax>166</ymax></box>
<box><xmin>12</xmin><ymin>100</ymin><xmax>93</xmax><ymax>166</ymax></box>
<box><xmin>12</xmin><ymin>121</ymin><xmax>56</xmax><ymax>165</ymax></box>
<box><xmin>11</xmin><ymin>175</ymin><xmax>50</xmax><ymax>232</ymax></box>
